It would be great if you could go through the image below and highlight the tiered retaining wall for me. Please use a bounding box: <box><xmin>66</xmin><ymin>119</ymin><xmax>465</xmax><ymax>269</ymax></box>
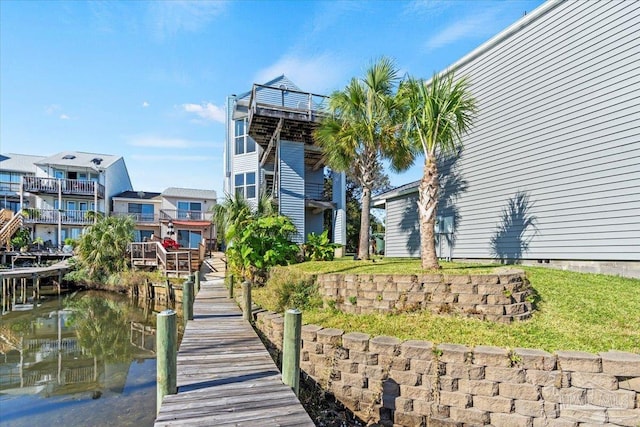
<box><xmin>317</xmin><ymin>270</ymin><xmax>534</xmax><ymax>322</ymax></box>
<box><xmin>256</xmin><ymin>313</ymin><xmax>640</xmax><ymax>427</ymax></box>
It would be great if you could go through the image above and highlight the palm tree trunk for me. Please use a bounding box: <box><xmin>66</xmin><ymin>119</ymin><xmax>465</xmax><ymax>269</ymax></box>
<box><xmin>419</xmin><ymin>158</ymin><xmax>440</xmax><ymax>269</ymax></box>
<box><xmin>359</xmin><ymin>186</ymin><xmax>371</xmax><ymax>260</ymax></box>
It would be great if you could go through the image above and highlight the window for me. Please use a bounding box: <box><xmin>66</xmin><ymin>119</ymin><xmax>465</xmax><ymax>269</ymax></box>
<box><xmin>177</xmin><ymin>201</ymin><xmax>202</xmax><ymax>220</ymax></box>
<box><xmin>0</xmin><ymin>171</ymin><xmax>22</xmax><ymax>192</ymax></box>
<box><xmin>128</xmin><ymin>203</ymin><xmax>155</xmax><ymax>221</ymax></box>
<box><xmin>177</xmin><ymin>229</ymin><xmax>202</xmax><ymax>249</ymax></box>
<box><xmin>234</xmin><ymin>119</ymin><xmax>255</xmax><ymax>155</ymax></box>
<box><xmin>234</xmin><ymin>172</ymin><xmax>256</xmax><ymax>199</ymax></box>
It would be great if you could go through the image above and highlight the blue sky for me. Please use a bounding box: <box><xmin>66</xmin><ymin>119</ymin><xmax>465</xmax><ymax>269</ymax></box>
<box><xmin>0</xmin><ymin>0</ymin><xmax>544</xmax><ymax>198</ymax></box>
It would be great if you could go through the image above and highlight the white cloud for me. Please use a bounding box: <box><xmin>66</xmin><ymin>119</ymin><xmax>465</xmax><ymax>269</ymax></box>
<box><xmin>142</xmin><ymin>101</ymin><xmax>150</xmax><ymax>108</ymax></box>
<box><xmin>424</xmin><ymin>7</ymin><xmax>506</xmax><ymax>51</ymax></box>
<box><xmin>128</xmin><ymin>135</ymin><xmax>220</xmax><ymax>149</ymax></box>
<box><xmin>59</xmin><ymin>114</ymin><xmax>70</xmax><ymax>120</ymax></box>
<box><xmin>148</xmin><ymin>1</ymin><xmax>227</xmax><ymax>40</ymax></box>
<box><xmin>45</xmin><ymin>104</ymin><xmax>61</xmax><ymax>115</ymax></box>
<box><xmin>254</xmin><ymin>54</ymin><xmax>349</xmax><ymax>94</ymax></box>
<box><xmin>181</xmin><ymin>102</ymin><xmax>225</xmax><ymax>123</ymax></box>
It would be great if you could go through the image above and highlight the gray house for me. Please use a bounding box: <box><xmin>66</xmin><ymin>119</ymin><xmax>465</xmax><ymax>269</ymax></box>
<box><xmin>373</xmin><ymin>0</ymin><xmax>640</xmax><ymax>277</ymax></box>
<box><xmin>223</xmin><ymin>76</ymin><xmax>346</xmax><ymax>245</ymax></box>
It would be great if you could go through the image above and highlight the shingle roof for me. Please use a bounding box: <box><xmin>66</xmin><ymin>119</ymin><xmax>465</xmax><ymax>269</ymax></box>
<box><xmin>0</xmin><ymin>153</ymin><xmax>46</xmax><ymax>173</ymax></box>
<box><xmin>35</xmin><ymin>151</ymin><xmax>121</xmax><ymax>169</ymax></box>
<box><xmin>113</xmin><ymin>190</ymin><xmax>162</xmax><ymax>200</ymax></box>
<box><xmin>162</xmin><ymin>187</ymin><xmax>217</xmax><ymax>200</ymax></box>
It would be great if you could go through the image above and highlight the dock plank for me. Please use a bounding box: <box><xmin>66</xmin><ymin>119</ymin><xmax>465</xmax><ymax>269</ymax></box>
<box><xmin>154</xmin><ymin>276</ymin><xmax>314</xmax><ymax>426</ymax></box>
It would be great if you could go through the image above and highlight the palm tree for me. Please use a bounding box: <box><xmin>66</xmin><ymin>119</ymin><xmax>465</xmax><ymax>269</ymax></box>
<box><xmin>316</xmin><ymin>57</ymin><xmax>413</xmax><ymax>260</ymax></box>
<box><xmin>212</xmin><ymin>190</ymin><xmax>274</xmax><ymax>247</ymax></box>
<box><xmin>398</xmin><ymin>72</ymin><xmax>477</xmax><ymax>269</ymax></box>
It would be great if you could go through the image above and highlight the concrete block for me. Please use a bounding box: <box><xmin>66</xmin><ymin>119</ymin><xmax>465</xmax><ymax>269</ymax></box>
<box><xmin>600</xmin><ymin>351</ymin><xmax>640</xmax><ymax>376</ymax></box>
<box><xmin>439</xmin><ymin>390</ymin><xmax>471</xmax><ymax>408</ymax></box>
<box><xmin>504</xmin><ymin>302</ymin><xmax>529</xmax><ymax>315</ymax></box>
<box><xmin>389</xmin><ymin>369</ymin><xmax>421</xmax><ymax>386</ymax></box>
<box><xmin>443</xmin><ymin>274</ymin><xmax>470</xmax><ymax>286</ymax></box>
<box><xmin>559</xmin><ymin>404</ymin><xmax>608</xmax><ymax>424</ymax></box>
<box><xmin>570</xmin><ymin>371</ymin><xmax>618</xmax><ymax>390</ymax></box>
<box><xmin>437</xmin><ymin>343</ymin><xmax>471</xmax><ymax>364</ymax></box>
<box><xmin>448</xmin><ymin>406</ymin><xmax>490</xmax><ymax>424</ymax></box>
<box><xmin>472</xmin><ymin>395</ymin><xmax>514</xmax><ymax>413</ymax></box>
<box><xmin>390</xmin><ymin>357</ymin><xmax>411</xmax><ymax>371</ymax></box>
<box><xmin>532</xmin><ymin>418</ymin><xmax>577</xmax><ymax>427</ymax></box>
<box><xmin>350</xmin><ymin>350</ymin><xmax>378</xmax><ymax>365</ymax></box>
<box><xmin>541</xmin><ymin>387</ymin><xmax>586</xmax><ymax>405</ymax></box>
<box><xmin>401</xmin><ymin>340</ymin><xmax>434</xmax><ymax>360</ymax></box>
<box><xmin>449</xmin><ymin>283</ymin><xmax>477</xmax><ymax>294</ymax></box>
<box><xmin>393</xmin><ymin>411</ymin><xmax>424</xmax><ymax>427</ymax></box>
<box><xmin>446</xmin><ymin>362</ymin><xmax>484</xmax><ymax>380</ymax></box>
<box><xmin>526</xmin><ymin>369</ymin><xmax>570</xmax><ymax>387</ymax></box>
<box><xmin>392</xmin><ymin>396</ymin><xmax>413</xmax><ymax>412</ymax></box>
<box><xmin>618</xmin><ymin>376</ymin><xmax>640</xmax><ymax>392</ymax></box>
<box><xmin>607</xmin><ymin>408</ymin><xmax>640</xmax><ymax>427</ymax></box>
<box><xmin>359</xmin><ymin>364</ymin><xmax>387</xmax><ymax>380</ymax></box>
<box><xmin>316</xmin><ymin>328</ymin><xmax>344</xmax><ymax>346</ymax></box>
<box><xmin>556</xmin><ymin>350</ymin><xmax>602</xmax><ymax>373</ymax></box>
<box><xmin>476</xmin><ymin>304</ymin><xmax>505</xmax><ymax>315</ymax></box>
<box><xmin>470</xmin><ymin>274</ymin><xmax>500</xmax><ymax>285</ymax></box>
<box><xmin>300</xmin><ymin>324</ymin><xmax>323</xmax><ymax>342</ymax></box>
<box><xmin>399</xmin><ymin>384</ymin><xmax>433</xmax><ymax>401</ymax></box>
<box><xmin>456</xmin><ymin>293</ymin><xmax>486</xmax><ymax>305</ymax></box>
<box><xmin>341</xmin><ymin>372</ymin><xmax>367</xmax><ymax>388</ymax></box>
<box><xmin>336</xmin><ymin>359</ymin><xmax>359</xmax><ymax>374</ymax></box>
<box><xmin>411</xmin><ymin>359</ymin><xmax>444</xmax><ymax>375</ymax></box>
<box><xmin>473</xmin><ymin>345</ymin><xmax>511</xmax><ymax>367</ymax></box>
<box><xmin>490</xmin><ymin>412</ymin><xmax>533</xmax><ymax>427</ymax></box>
<box><xmin>586</xmin><ymin>387</ymin><xmax>636</xmax><ymax>409</ymax></box>
<box><xmin>484</xmin><ymin>366</ymin><xmax>526</xmax><ymax>383</ymax></box>
<box><xmin>370</xmin><ymin>335</ymin><xmax>401</xmax><ymax>356</ymax></box>
<box><xmin>439</xmin><ymin>376</ymin><xmax>458</xmax><ymax>392</ymax></box>
<box><xmin>458</xmin><ymin>379</ymin><xmax>499</xmax><ymax>396</ymax></box>
<box><xmin>515</xmin><ymin>348</ymin><xmax>557</xmax><ymax>370</ymax></box>
<box><xmin>499</xmin><ymin>382</ymin><xmax>541</xmax><ymax>401</ymax></box>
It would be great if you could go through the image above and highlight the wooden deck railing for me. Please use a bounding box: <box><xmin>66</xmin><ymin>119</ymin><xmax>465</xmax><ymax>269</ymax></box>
<box><xmin>22</xmin><ymin>208</ymin><xmax>103</xmax><ymax>225</ymax></box>
<box><xmin>159</xmin><ymin>209</ymin><xmax>213</xmax><ymax>221</ymax></box>
<box><xmin>130</xmin><ymin>242</ymin><xmax>192</xmax><ymax>276</ymax></box>
<box><xmin>23</xmin><ymin>176</ymin><xmax>105</xmax><ymax>198</ymax></box>
<box><xmin>0</xmin><ymin>210</ymin><xmax>23</xmax><ymax>250</ymax></box>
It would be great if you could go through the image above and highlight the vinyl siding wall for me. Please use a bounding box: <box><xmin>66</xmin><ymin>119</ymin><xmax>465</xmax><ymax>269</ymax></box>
<box><xmin>385</xmin><ymin>194</ymin><xmax>420</xmax><ymax>258</ymax></box>
<box><xmin>385</xmin><ymin>0</ymin><xmax>640</xmax><ymax>262</ymax></box>
<box><xmin>279</xmin><ymin>140</ymin><xmax>305</xmax><ymax>243</ymax></box>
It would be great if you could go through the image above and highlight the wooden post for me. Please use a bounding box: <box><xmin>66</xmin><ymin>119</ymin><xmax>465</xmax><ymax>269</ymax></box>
<box><xmin>194</xmin><ymin>272</ymin><xmax>200</xmax><ymax>294</ymax></box>
<box><xmin>228</xmin><ymin>274</ymin><xmax>234</xmax><ymax>299</ymax></box>
<box><xmin>282</xmin><ymin>308</ymin><xmax>302</xmax><ymax>396</ymax></box>
<box><xmin>241</xmin><ymin>280</ymin><xmax>252</xmax><ymax>322</ymax></box>
<box><xmin>156</xmin><ymin>309</ymin><xmax>177</xmax><ymax>414</ymax></box>
<box><xmin>183</xmin><ymin>277</ymin><xmax>194</xmax><ymax>327</ymax></box>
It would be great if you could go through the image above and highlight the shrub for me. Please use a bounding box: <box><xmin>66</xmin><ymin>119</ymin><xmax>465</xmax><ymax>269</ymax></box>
<box><xmin>268</xmin><ymin>268</ymin><xmax>322</xmax><ymax>312</ymax></box>
<box><xmin>304</xmin><ymin>230</ymin><xmax>338</xmax><ymax>261</ymax></box>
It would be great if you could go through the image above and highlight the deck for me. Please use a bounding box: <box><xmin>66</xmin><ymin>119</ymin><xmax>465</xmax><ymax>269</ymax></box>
<box><xmin>154</xmin><ymin>266</ymin><xmax>314</xmax><ymax>426</ymax></box>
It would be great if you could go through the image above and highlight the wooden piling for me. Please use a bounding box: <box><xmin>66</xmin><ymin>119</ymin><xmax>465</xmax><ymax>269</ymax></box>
<box><xmin>228</xmin><ymin>274</ymin><xmax>234</xmax><ymax>299</ymax></box>
<box><xmin>194</xmin><ymin>272</ymin><xmax>200</xmax><ymax>294</ymax></box>
<box><xmin>242</xmin><ymin>280</ymin><xmax>252</xmax><ymax>322</ymax></box>
<box><xmin>282</xmin><ymin>308</ymin><xmax>302</xmax><ymax>396</ymax></box>
<box><xmin>183</xmin><ymin>277</ymin><xmax>194</xmax><ymax>326</ymax></box>
<box><xmin>156</xmin><ymin>309</ymin><xmax>177</xmax><ymax>414</ymax></box>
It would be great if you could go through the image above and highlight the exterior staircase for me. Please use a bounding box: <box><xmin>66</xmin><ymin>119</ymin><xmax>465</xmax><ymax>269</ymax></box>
<box><xmin>0</xmin><ymin>210</ymin><xmax>24</xmax><ymax>250</ymax></box>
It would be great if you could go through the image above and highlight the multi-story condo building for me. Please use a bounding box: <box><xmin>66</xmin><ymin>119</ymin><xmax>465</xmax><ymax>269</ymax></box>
<box><xmin>1</xmin><ymin>151</ymin><xmax>133</xmax><ymax>248</ymax></box>
<box><xmin>112</xmin><ymin>187</ymin><xmax>217</xmax><ymax>249</ymax></box>
<box><xmin>224</xmin><ymin>75</ymin><xmax>346</xmax><ymax>245</ymax></box>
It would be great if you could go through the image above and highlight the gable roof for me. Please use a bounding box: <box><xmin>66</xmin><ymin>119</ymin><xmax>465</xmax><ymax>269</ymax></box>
<box><xmin>371</xmin><ymin>180</ymin><xmax>420</xmax><ymax>207</ymax></box>
<box><xmin>35</xmin><ymin>151</ymin><xmax>121</xmax><ymax>169</ymax></box>
<box><xmin>0</xmin><ymin>153</ymin><xmax>46</xmax><ymax>173</ymax></box>
<box><xmin>236</xmin><ymin>75</ymin><xmax>303</xmax><ymax>101</ymax></box>
<box><xmin>161</xmin><ymin>187</ymin><xmax>217</xmax><ymax>200</ymax></box>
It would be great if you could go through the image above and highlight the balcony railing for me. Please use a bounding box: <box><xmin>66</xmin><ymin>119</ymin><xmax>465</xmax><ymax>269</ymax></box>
<box><xmin>305</xmin><ymin>183</ymin><xmax>329</xmax><ymax>201</ymax></box>
<box><xmin>112</xmin><ymin>212</ymin><xmax>160</xmax><ymax>224</ymax></box>
<box><xmin>159</xmin><ymin>209</ymin><xmax>213</xmax><ymax>222</ymax></box>
<box><xmin>23</xmin><ymin>176</ymin><xmax>105</xmax><ymax>198</ymax></box>
<box><xmin>22</xmin><ymin>208</ymin><xmax>103</xmax><ymax>225</ymax></box>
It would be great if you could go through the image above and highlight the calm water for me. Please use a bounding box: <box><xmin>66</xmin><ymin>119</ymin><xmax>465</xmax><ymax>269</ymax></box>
<box><xmin>0</xmin><ymin>291</ymin><xmax>178</xmax><ymax>427</ymax></box>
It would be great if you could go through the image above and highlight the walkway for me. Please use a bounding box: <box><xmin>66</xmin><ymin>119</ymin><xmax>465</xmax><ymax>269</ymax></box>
<box><xmin>154</xmin><ymin>265</ymin><xmax>314</xmax><ymax>426</ymax></box>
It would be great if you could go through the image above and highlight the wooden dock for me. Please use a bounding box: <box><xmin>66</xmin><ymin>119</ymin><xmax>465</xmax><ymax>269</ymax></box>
<box><xmin>154</xmin><ymin>274</ymin><xmax>314</xmax><ymax>426</ymax></box>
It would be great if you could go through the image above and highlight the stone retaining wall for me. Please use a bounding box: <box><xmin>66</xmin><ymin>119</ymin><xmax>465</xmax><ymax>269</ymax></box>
<box><xmin>255</xmin><ymin>312</ymin><xmax>640</xmax><ymax>426</ymax></box>
<box><xmin>317</xmin><ymin>270</ymin><xmax>534</xmax><ymax>322</ymax></box>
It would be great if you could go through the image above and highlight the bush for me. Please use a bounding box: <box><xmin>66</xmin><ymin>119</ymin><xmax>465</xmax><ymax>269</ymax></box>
<box><xmin>267</xmin><ymin>268</ymin><xmax>322</xmax><ymax>312</ymax></box>
<box><xmin>304</xmin><ymin>230</ymin><xmax>337</xmax><ymax>261</ymax></box>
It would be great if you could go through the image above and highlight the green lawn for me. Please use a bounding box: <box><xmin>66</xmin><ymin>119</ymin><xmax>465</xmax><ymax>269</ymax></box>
<box><xmin>251</xmin><ymin>259</ymin><xmax>640</xmax><ymax>354</ymax></box>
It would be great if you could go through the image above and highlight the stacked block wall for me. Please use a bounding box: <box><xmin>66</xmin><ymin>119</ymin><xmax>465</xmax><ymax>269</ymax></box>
<box><xmin>255</xmin><ymin>312</ymin><xmax>640</xmax><ymax>426</ymax></box>
<box><xmin>317</xmin><ymin>271</ymin><xmax>534</xmax><ymax>322</ymax></box>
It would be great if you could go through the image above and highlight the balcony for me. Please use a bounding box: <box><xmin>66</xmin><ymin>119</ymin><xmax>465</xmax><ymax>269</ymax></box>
<box><xmin>23</xmin><ymin>176</ymin><xmax>105</xmax><ymax>199</ymax></box>
<box><xmin>159</xmin><ymin>209</ymin><xmax>213</xmax><ymax>223</ymax></box>
<box><xmin>22</xmin><ymin>208</ymin><xmax>103</xmax><ymax>225</ymax></box>
<box><xmin>112</xmin><ymin>212</ymin><xmax>160</xmax><ymax>225</ymax></box>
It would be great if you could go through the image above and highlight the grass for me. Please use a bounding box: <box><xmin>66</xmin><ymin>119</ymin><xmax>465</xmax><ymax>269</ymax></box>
<box><xmin>252</xmin><ymin>260</ymin><xmax>640</xmax><ymax>354</ymax></box>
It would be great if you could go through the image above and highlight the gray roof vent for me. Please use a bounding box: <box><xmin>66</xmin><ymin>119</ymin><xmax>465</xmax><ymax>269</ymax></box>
<box><xmin>62</xmin><ymin>154</ymin><xmax>76</xmax><ymax>160</ymax></box>
<box><xmin>91</xmin><ymin>158</ymin><xmax>103</xmax><ymax>165</ymax></box>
